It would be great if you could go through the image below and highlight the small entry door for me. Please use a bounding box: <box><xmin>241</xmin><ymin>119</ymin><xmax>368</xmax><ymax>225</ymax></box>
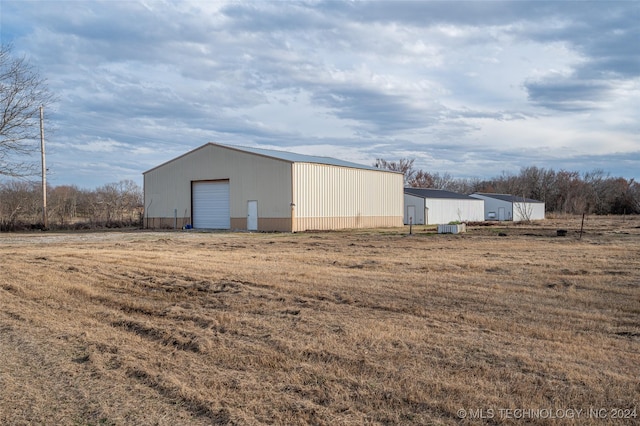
<box><xmin>407</xmin><ymin>205</ymin><xmax>416</xmax><ymax>225</ymax></box>
<box><xmin>247</xmin><ymin>200</ymin><xmax>258</xmax><ymax>231</ymax></box>
<box><xmin>498</xmin><ymin>207</ymin><xmax>505</xmax><ymax>221</ymax></box>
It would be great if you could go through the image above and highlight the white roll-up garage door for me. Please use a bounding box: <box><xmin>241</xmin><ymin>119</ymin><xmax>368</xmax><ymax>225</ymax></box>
<box><xmin>192</xmin><ymin>181</ymin><xmax>230</xmax><ymax>229</ymax></box>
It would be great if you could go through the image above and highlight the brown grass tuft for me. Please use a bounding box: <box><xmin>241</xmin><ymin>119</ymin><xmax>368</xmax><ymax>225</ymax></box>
<box><xmin>1</xmin><ymin>215</ymin><xmax>639</xmax><ymax>425</ymax></box>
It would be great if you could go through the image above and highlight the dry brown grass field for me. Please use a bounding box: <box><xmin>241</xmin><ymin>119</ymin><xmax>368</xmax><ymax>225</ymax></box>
<box><xmin>1</xmin><ymin>215</ymin><xmax>638</xmax><ymax>425</ymax></box>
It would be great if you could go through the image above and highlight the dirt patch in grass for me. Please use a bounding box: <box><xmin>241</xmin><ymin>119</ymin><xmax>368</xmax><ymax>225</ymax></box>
<box><xmin>1</xmin><ymin>216</ymin><xmax>639</xmax><ymax>425</ymax></box>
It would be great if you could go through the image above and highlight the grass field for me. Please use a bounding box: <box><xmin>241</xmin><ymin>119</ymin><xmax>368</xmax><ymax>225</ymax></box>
<box><xmin>1</xmin><ymin>216</ymin><xmax>638</xmax><ymax>425</ymax></box>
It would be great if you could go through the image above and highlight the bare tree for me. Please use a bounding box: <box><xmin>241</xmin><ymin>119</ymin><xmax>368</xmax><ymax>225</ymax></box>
<box><xmin>603</xmin><ymin>177</ymin><xmax>639</xmax><ymax>215</ymax></box>
<box><xmin>95</xmin><ymin>180</ymin><xmax>143</xmax><ymax>225</ymax></box>
<box><xmin>431</xmin><ymin>172</ymin><xmax>456</xmax><ymax>191</ymax></box>
<box><xmin>0</xmin><ymin>180</ymin><xmax>40</xmax><ymax>230</ymax></box>
<box><xmin>450</xmin><ymin>177</ymin><xmax>484</xmax><ymax>195</ymax></box>
<box><xmin>49</xmin><ymin>185</ymin><xmax>80</xmax><ymax>226</ymax></box>
<box><xmin>408</xmin><ymin>170</ymin><xmax>434</xmax><ymax>188</ymax></box>
<box><xmin>583</xmin><ymin>169</ymin><xmax>610</xmax><ymax>214</ymax></box>
<box><xmin>630</xmin><ymin>180</ymin><xmax>640</xmax><ymax>214</ymax></box>
<box><xmin>0</xmin><ymin>44</ymin><xmax>53</xmax><ymax>177</ymax></box>
<box><xmin>550</xmin><ymin>170</ymin><xmax>587</xmax><ymax>214</ymax></box>
<box><xmin>375</xmin><ymin>158</ymin><xmax>416</xmax><ymax>185</ymax></box>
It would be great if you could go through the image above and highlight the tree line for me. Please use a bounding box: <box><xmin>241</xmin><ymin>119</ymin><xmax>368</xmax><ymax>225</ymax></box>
<box><xmin>376</xmin><ymin>159</ymin><xmax>640</xmax><ymax>215</ymax></box>
<box><xmin>1</xmin><ymin>161</ymin><xmax>637</xmax><ymax>232</ymax></box>
<box><xmin>0</xmin><ymin>179</ymin><xmax>143</xmax><ymax>231</ymax></box>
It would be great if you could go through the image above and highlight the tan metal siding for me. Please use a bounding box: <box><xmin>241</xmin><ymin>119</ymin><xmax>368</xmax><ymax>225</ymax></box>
<box><xmin>144</xmin><ymin>144</ymin><xmax>292</xmax><ymax>229</ymax></box>
<box><xmin>292</xmin><ymin>163</ymin><xmax>403</xmax><ymax>231</ymax></box>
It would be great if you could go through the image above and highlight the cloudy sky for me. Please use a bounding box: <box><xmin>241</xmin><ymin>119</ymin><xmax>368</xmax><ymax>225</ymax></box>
<box><xmin>1</xmin><ymin>0</ymin><xmax>638</xmax><ymax>189</ymax></box>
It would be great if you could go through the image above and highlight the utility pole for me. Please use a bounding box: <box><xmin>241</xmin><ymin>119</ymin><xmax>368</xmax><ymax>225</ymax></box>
<box><xmin>40</xmin><ymin>105</ymin><xmax>48</xmax><ymax>229</ymax></box>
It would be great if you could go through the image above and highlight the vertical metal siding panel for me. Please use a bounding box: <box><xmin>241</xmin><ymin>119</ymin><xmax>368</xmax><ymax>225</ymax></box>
<box><xmin>295</xmin><ymin>163</ymin><xmax>311</xmax><ymax>218</ymax></box>
<box><xmin>296</xmin><ymin>163</ymin><xmax>301</xmax><ymax>215</ymax></box>
<box><xmin>460</xmin><ymin>200</ymin><xmax>474</xmax><ymax>222</ymax></box>
<box><xmin>472</xmin><ymin>201</ymin><xmax>481</xmax><ymax>221</ymax></box>
<box><xmin>470</xmin><ymin>200</ymin><xmax>483</xmax><ymax>222</ymax></box>
<box><xmin>296</xmin><ymin>164</ymin><xmax>313</xmax><ymax>218</ymax></box>
<box><xmin>145</xmin><ymin>155</ymin><xmax>191</xmax><ymax>219</ymax></box>
<box><xmin>454</xmin><ymin>200</ymin><xmax>464</xmax><ymax>222</ymax></box>
<box><xmin>295</xmin><ymin>165</ymin><xmax>302</xmax><ymax>229</ymax></box>
<box><xmin>459</xmin><ymin>200</ymin><xmax>469</xmax><ymax>222</ymax></box>
<box><xmin>341</xmin><ymin>167</ymin><xmax>347</xmax><ymax>217</ymax></box>
<box><xmin>292</xmin><ymin>163</ymin><xmax>299</xmax><ymax>230</ymax></box>
<box><xmin>305</xmin><ymin>163</ymin><xmax>312</xmax><ymax>218</ymax></box>
<box><xmin>292</xmin><ymin>163</ymin><xmax>402</xmax><ymax>229</ymax></box>
<box><xmin>426</xmin><ymin>199</ymin><xmax>440</xmax><ymax>224</ymax></box>
<box><xmin>291</xmin><ymin>163</ymin><xmax>295</xmax><ymax>231</ymax></box>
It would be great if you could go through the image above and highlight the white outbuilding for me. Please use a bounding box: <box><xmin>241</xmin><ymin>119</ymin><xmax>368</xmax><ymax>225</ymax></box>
<box><xmin>143</xmin><ymin>143</ymin><xmax>404</xmax><ymax>232</ymax></box>
<box><xmin>403</xmin><ymin>188</ymin><xmax>485</xmax><ymax>225</ymax></box>
<box><xmin>470</xmin><ymin>193</ymin><xmax>545</xmax><ymax>221</ymax></box>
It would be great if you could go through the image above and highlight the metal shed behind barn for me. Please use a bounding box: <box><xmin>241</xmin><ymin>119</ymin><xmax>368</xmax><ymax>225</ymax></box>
<box><xmin>404</xmin><ymin>188</ymin><xmax>485</xmax><ymax>225</ymax></box>
<box><xmin>143</xmin><ymin>143</ymin><xmax>404</xmax><ymax>232</ymax></box>
<box><xmin>470</xmin><ymin>193</ymin><xmax>545</xmax><ymax>221</ymax></box>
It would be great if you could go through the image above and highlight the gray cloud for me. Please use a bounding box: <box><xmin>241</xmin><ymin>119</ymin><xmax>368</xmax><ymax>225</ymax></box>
<box><xmin>524</xmin><ymin>77</ymin><xmax>613</xmax><ymax>111</ymax></box>
<box><xmin>513</xmin><ymin>2</ymin><xmax>639</xmax><ymax>112</ymax></box>
<box><xmin>0</xmin><ymin>0</ymin><xmax>637</xmax><ymax>188</ymax></box>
